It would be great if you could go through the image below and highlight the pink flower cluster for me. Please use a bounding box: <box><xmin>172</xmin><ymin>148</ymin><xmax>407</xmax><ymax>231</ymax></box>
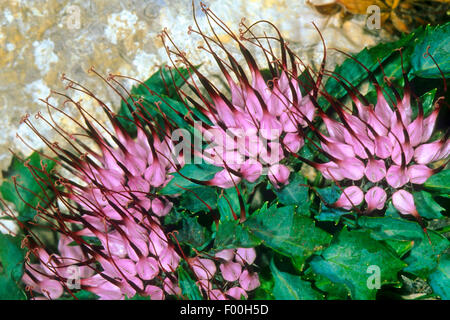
<box><xmin>22</xmin><ymin>125</ymin><xmax>184</xmax><ymax>300</ymax></box>
<box><xmin>315</xmin><ymin>88</ymin><xmax>448</xmax><ymax>216</ymax></box>
<box><xmin>202</xmin><ymin>70</ymin><xmax>315</xmax><ymax>189</ymax></box>
<box><xmin>190</xmin><ymin>248</ymin><xmax>260</xmax><ymax>300</ymax></box>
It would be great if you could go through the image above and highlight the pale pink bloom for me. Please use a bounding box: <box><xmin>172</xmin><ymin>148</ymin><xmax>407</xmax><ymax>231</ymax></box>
<box><xmin>268</xmin><ymin>164</ymin><xmax>290</xmax><ymax>187</ymax></box>
<box><xmin>214</xmin><ymin>249</ymin><xmax>235</xmax><ymax>262</ymax></box>
<box><xmin>220</xmin><ymin>262</ymin><xmax>242</xmax><ymax>282</ymax></box>
<box><xmin>392</xmin><ymin>190</ymin><xmax>417</xmax><ymax>216</ymax></box>
<box><xmin>235</xmin><ymin>248</ymin><xmax>257</xmax><ymax>265</ymax></box>
<box><xmin>209</xmin><ymin>289</ymin><xmax>227</xmax><ymax>300</ymax></box>
<box><xmin>407</xmin><ymin>164</ymin><xmax>434</xmax><ymax>184</ymax></box>
<box><xmin>191</xmin><ymin>258</ymin><xmax>217</xmax><ymax>280</ymax></box>
<box><xmin>226</xmin><ymin>287</ymin><xmax>248</xmax><ymax>300</ymax></box>
<box><xmin>159</xmin><ymin>247</ymin><xmax>181</xmax><ymax>273</ymax></box>
<box><xmin>163</xmin><ymin>278</ymin><xmax>182</xmax><ymax>296</ymax></box>
<box><xmin>145</xmin><ymin>285</ymin><xmax>164</xmax><ymax>300</ymax></box>
<box><xmin>209</xmin><ymin>169</ymin><xmax>241</xmax><ymax>189</ymax></box>
<box><xmin>241</xmin><ymin>160</ymin><xmax>263</xmax><ymax>183</ymax></box>
<box><xmin>334</xmin><ymin>186</ymin><xmax>364</xmax><ymax>210</ymax></box>
<box><xmin>239</xmin><ymin>270</ymin><xmax>260</xmax><ymax>291</ymax></box>
<box><xmin>364</xmin><ymin>159</ymin><xmax>386</xmax><ymax>183</ymax></box>
<box><xmin>365</xmin><ymin>187</ymin><xmax>387</xmax><ymax>212</ymax></box>
<box><xmin>136</xmin><ymin>257</ymin><xmax>159</xmax><ymax>280</ymax></box>
<box><xmin>386</xmin><ymin>165</ymin><xmax>409</xmax><ymax>188</ymax></box>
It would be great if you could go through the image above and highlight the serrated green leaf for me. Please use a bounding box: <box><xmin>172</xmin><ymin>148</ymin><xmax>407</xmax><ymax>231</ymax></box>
<box><xmin>178</xmin><ymin>264</ymin><xmax>203</xmax><ymax>300</ymax></box>
<box><xmin>316</xmin><ymin>184</ymin><xmax>341</xmax><ymax>204</ymax></box>
<box><xmin>316</xmin><ymin>204</ymin><xmax>348</xmax><ymax>223</ymax></box>
<box><xmin>414</xmin><ymin>190</ymin><xmax>445</xmax><ymax>219</ymax></box>
<box><xmin>424</xmin><ymin>169</ymin><xmax>450</xmax><ymax>195</ymax></box>
<box><xmin>214</xmin><ymin>220</ymin><xmax>261</xmax><ymax>250</ymax></box>
<box><xmin>322</xmin><ymin>28</ymin><xmax>422</xmax><ymax>109</ymax></box>
<box><xmin>304</xmin><ymin>267</ymin><xmax>349</xmax><ymax>300</ymax></box>
<box><xmin>180</xmin><ymin>186</ymin><xmax>217</xmax><ymax>213</ymax></box>
<box><xmin>174</xmin><ymin>212</ymin><xmax>211</xmax><ymax>250</ymax></box>
<box><xmin>117</xmin><ymin>65</ymin><xmax>198</xmax><ymax>136</ymax></box>
<box><xmin>0</xmin><ymin>234</ymin><xmax>26</xmax><ymax>300</ymax></box>
<box><xmin>411</xmin><ymin>23</ymin><xmax>450</xmax><ymax>78</ymax></box>
<box><xmin>1</xmin><ymin>152</ymin><xmax>56</xmax><ymax>222</ymax></box>
<box><xmin>403</xmin><ymin>231</ymin><xmax>450</xmax><ymax>279</ymax></box>
<box><xmin>217</xmin><ymin>186</ymin><xmax>247</xmax><ymax>222</ymax></box>
<box><xmin>428</xmin><ymin>254</ymin><xmax>450</xmax><ymax>300</ymax></box>
<box><xmin>270</xmin><ymin>259</ymin><xmax>322</xmax><ymax>300</ymax></box>
<box><xmin>244</xmin><ymin>205</ymin><xmax>332</xmax><ymax>270</ymax></box>
<box><xmin>358</xmin><ymin>216</ymin><xmax>450</xmax><ymax>278</ymax></box>
<box><xmin>160</xmin><ymin>163</ymin><xmax>222</xmax><ymax>195</ymax></box>
<box><xmin>310</xmin><ymin>228</ymin><xmax>406</xmax><ymax>300</ymax></box>
<box><xmin>274</xmin><ymin>173</ymin><xmax>310</xmax><ymax>213</ymax></box>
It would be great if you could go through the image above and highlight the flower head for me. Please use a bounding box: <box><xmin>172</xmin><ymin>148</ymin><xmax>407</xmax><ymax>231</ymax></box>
<box><xmin>18</xmin><ymin>72</ymin><xmax>183</xmax><ymax>300</ymax></box>
<box><xmin>310</xmin><ymin>57</ymin><xmax>447</xmax><ymax>219</ymax></box>
<box><xmin>160</xmin><ymin>6</ymin><xmax>318</xmax><ymax>189</ymax></box>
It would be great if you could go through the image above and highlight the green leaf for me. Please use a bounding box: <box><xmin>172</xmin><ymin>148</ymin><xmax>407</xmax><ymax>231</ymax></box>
<box><xmin>160</xmin><ymin>163</ymin><xmax>222</xmax><ymax>195</ymax></box>
<box><xmin>412</xmin><ymin>88</ymin><xmax>437</xmax><ymax>119</ymax></box>
<box><xmin>274</xmin><ymin>173</ymin><xmax>310</xmax><ymax>213</ymax></box>
<box><xmin>140</xmin><ymin>66</ymin><xmax>195</xmax><ymax>99</ymax></box>
<box><xmin>244</xmin><ymin>205</ymin><xmax>332</xmax><ymax>270</ymax></box>
<box><xmin>384</xmin><ymin>239</ymin><xmax>415</xmax><ymax>258</ymax></box>
<box><xmin>403</xmin><ymin>231</ymin><xmax>450</xmax><ymax>278</ymax></box>
<box><xmin>178</xmin><ymin>264</ymin><xmax>203</xmax><ymax>300</ymax></box>
<box><xmin>316</xmin><ymin>184</ymin><xmax>341</xmax><ymax>204</ymax></box>
<box><xmin>117</xmin><ymin>66</ymin><xmax>198</xmax><ymax>136</ymax></box>
<box><xmin>322</xmin><ymin>28</ymin><xmax>422</xmax><ymax>109</ymax></box>
<box><xmin>316</xmin><ymin>204</ymin><xmax>348</xmax><ymax>223</ymax></box>
<box><xmin>174</xmin><ymin>212</ymin><xmax>211</xmax><ymax>250</ymax></box>
<box><xmin>411</xmin><ymin>23</ymin><xmax>450</xmax><ymax>79</ymax></box>
<box><xmin>270</xmin><ymin>259</ymin><xmax>322</xmax><ymax>300</ymax></box>
<box><xmin>424</xmin><ymin>169</ymin><xmax>450</xmax><ymax>195</ymax></box>
<box><xmin>217</xmin><ymin>186</ymin><xmax>247</xmax><ymax>222</ymax></box>
<box><xmin>304</xmin><ymin>267</ymin><xmax>349</xmax><ymax>300</ymax></box>
<box><xmin>0</xmin><ymin>234</ymin><xmax>26</xmax><ymax>300</ymax></box>
<box><xmin>358</xmin><ymin>216</ymin><xmax>450</xmax><ymax>278</ymax></box>
<box><xmin>214</xmin><ymin>220</ymin><xmax>261</xmax><ymax>250</ymax></box>
<box><xmin>428</xmin><ymin>254</ymin><xmax>450</xmax><ymax>300</ymax></box>
<box><xmin>310</xmin><ymin>228</ymin><xmax>406</xmax><ymax>300</ymax></box>
<box><xmin>180</xmin><ymin>186</ymin><xmax>217</xmax><ymax>213</ymax></box>
<box><xmin>414</xmin><ymin>190</ymin><xmax>445</xmax><ymax>219</ymax></box>
<box><xmin>1</xmin><ymin>152</ymin><xmax>56</xmax><ymax>222</ymax></box>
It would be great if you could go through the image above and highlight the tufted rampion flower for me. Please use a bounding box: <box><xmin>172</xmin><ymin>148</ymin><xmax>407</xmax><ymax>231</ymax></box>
<box><xmin>160</xmin><ymin>4</ymin><xmax>317</xmax><ymax>189</ymax></box>
<box><xmin>17</xmin><ymin>71</ymin><xmax>185</xmax><ymax>300</ymax></box>
<box><xmin>308</xmin><ymin>57</ymin><xmax>448</xmax><ymax>222</ymax></box>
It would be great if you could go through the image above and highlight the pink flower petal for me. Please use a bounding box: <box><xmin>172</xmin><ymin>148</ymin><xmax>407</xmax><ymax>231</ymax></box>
<box><xmin>190</xmin><ymin>258</ymin><xmax>217</xmax><ymax>280</ymax></box>
<box><xmin>235</xmin><ymin>248</ymin><xmax>257</xmax><ymax>265</ymax></box>
<box><xmin>392</xmin><ymin>190</ymin><xmax>417</xmax><ymax>216</ymax></box>
<box><xmin>239</xmin><ymin>270</ymin><xmax>260</xmax><ymax>291</ymax></box>
<box><xmin>268</xmin><ymin>164</ymin><xmax>290</xmax><ymax>187</ymax></box>
<box><xmin>407</xmin><ymin>164</ymin><xmax>434</xmax><ymax>184</ymax></box>
<box><xmin>365</xmin><ymin>187</ymin><xmax>387</xmax><ymax>212</ymax></box>
<box><xmin>283</xmin><ymin>133</ymin><xmax>304</xmax><ymax>154</ymax></box>
<box><xmin>220</xmin><ymin>262</ymin><xmax>242</xmax><ymax>282</ymax></box>
<box><xmin>386</xmin><ymin>165</ymin><xmax>409</xmax><ymax>188</ymax></box>
<box><xmin>145</xmin><ymin>285</ymin><xmax>164</xmax><ymax>300</ymax></box>
<box><xmin>240</xmin><ymin>160</ymin><xmax>262</xmax><ymax>183</ymax></box>
<box><xmin>136</xmin><ymin>257</ymin><xmax>159</xmax><ymax>281</ymax></box>
<box><xmin>334</xmin><ymin>186</ymin><xmax>364</xmax><ymax>210</ymax></box>
<box><xmin>364</xmin><ymin>159</ymin><xmax>386</xmax><ymax>183</ymax></box>
<box><xmin>214</xmin><ymin>249</ymin><xmax>235</xmax><ymax>262</ymax></box>
<box><xmin>226</xmin><ymin>287</ymin><xmax>248</xmax><ymax>300</ymax></box>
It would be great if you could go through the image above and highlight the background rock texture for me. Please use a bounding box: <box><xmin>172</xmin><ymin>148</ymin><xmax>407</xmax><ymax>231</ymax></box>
<box><xmin>0</xmin><ymin>0</ymin><xmax>393</xmax><ymax>176</ymax></box>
